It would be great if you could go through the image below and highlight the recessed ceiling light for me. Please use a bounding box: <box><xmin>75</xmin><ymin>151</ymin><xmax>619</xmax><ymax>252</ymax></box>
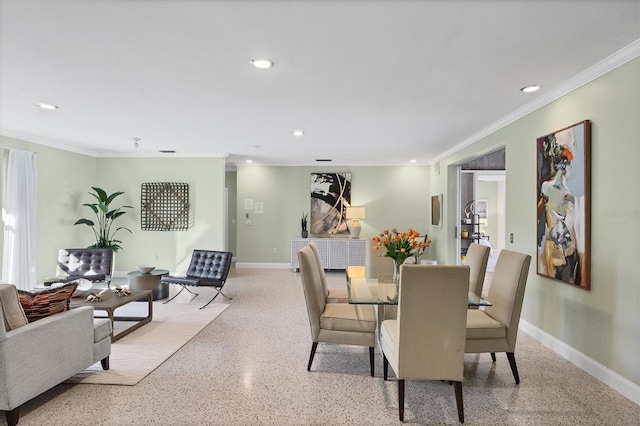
<box><xmin>246</xmin><ymin>159</ymin><xmax>253</xmax><ymax>163</ymax></box>
<box><xmin>292</xmin><ymin>130</ymin><xmax>305</xmax><ymax>136</ymax></box>
<box><xmin>410</xmin><ymin>159</ymin><xmax>417</xmax><ymax>163</ymax></box>
<box><xmin>37</xmin><ymin>102</ymin><xmax>59</xmax><ymax>110</ymax></box>
<box><xmin>250</xmin><ymin>59</ymin><xmax>275</xmax><ymax>69</ymax></box>
<box><xmin>521</xmin><ymin>85</ymin><xmax>542</xmax><ymax>93</ymax></box>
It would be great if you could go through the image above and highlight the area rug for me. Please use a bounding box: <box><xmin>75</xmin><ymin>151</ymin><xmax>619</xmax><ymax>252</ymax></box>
<box><xmin>65</xmin><ymin>301</ymin><xmax>229</xmax><ymax>386</ymax></box>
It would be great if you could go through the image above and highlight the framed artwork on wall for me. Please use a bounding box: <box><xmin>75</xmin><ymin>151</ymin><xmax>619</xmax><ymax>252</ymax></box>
<box><xmin>310</xmin><ymin>173</ymin><xmax>351</xmax><ymax>235</ymax></box>
<box><xmin>431</xmin><ymin>194</ymin><xmax>442</xmax><ymax>227</ymax></box>
<box><xmin>475</xmin><ymin>199</ymin><xmax>488</xmax><ymax>225</ymax></box>
<box><xmin>536</xmin><ymin>120</ymin><xmax>591</xmax><ymax>290</ymax></box>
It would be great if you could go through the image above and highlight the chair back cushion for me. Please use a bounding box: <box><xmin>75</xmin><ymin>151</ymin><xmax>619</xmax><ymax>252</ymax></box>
<box><xmin>485</xmin><ymin>250</ymin><xmax>531</xmax><ymax>349</ymax></box>
<box><xmin>186</xmin><ymin>250</ymin><xmax>232</xmax><ymax>282</ymax></box>
<box><xmin>365</xmin><ymin>238</ymin><xmax>394</xmax><ymax>279</ymax></box>
<box><xmin>0</xmin><ymin>284</ymin><xmax>28</xmax><ymax>332</ymax></box>
<box><xmin>58</xmin><ymin>248</ymin><xmax>113</xmax><ymax>278</ymax></box>
<box><xmin>466</xmin><ymin>243</ymin><xmax>491</xmax><ymax>296</ymax></box>
<box><xmin>298</xmin><ymin>245</ymin><xmax>326</xmax><ymax>341</ymax></box>
<box><xmin>395</xmin><ymin>265</ymin><xmax>469</xmax><ymax>381</ymax></box>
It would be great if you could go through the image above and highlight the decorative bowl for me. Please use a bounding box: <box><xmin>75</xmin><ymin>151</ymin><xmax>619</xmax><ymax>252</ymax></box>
<box><xmin>136</xmin><ymin>266</ymin><xmax>155</xmax><ymax>274</ymax></box>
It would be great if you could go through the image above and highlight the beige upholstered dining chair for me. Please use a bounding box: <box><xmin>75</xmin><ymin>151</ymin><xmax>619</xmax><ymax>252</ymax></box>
<box><xmin>365</xmin><ymin>238</ymin><xmax>394</xmax><ymax>280</ymax></box>
<box><xmin>308</xmin><ymin>242</ymin><xmax>349</xmax><ymax>303</ymax></box>
<box><xmin>298</xmin><ymin>245</ymin><xmax>377</xmax><ymax>376</ymax></box>
<box><xmin>465</xmin><ymin>243</ymin><xmax>491</xmax><ymax>299</ymax></box>
<box><xmin>465</xmin><ymin>249</ymin><xmax>531</xmax><ymax>384</ymax></box>
<box><xmin>380</xmin><ymin>265</ymin><xmax>470</xmax><ymax>423</ymax></box>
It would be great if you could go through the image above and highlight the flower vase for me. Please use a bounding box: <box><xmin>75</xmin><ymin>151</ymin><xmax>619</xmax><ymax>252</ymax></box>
<box><xmin>390</xmin><ymin>261</ymin><xmax>401</xmax><ymax>303</ymax></box>
<box><xmin>393</xmin><ymin>261</ymin><xmax>401</xmax><ymax>285</ymax></box>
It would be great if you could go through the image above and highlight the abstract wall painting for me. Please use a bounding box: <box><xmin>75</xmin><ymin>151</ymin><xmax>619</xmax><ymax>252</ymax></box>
<box><xmin>536</xmin><ymin>120</ymin><xmax>591</xmax><ymax>290</ymax></box>
<box><xmin>310</xmin><ymin>173</ymin><xmax>351</xmax><ymax>235</ymax></box>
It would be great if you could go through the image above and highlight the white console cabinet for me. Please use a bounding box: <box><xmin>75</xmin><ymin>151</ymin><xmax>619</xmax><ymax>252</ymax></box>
<box><xmin>291</xmin><ymin>238</ymin><xmax>366</xmax><ymax>270</ymax></box>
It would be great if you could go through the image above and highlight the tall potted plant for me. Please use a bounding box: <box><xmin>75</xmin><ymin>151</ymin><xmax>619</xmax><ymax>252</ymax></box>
<box><xmin>74</xmin><ymin>187</ymin><xmax>133</xmax><ymax>252</ymax></box>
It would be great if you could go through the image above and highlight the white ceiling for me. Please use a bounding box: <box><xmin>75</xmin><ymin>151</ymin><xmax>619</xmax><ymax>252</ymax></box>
<box><xmin>1</xmin><ymin>0</ymin><xmax>638</xmax><ymax>168</ymax></box>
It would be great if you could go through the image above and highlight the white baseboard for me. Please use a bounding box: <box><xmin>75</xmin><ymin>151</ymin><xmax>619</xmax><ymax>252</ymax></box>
<box><xmin>519</xmin><ymin>319</ymin><xmax>640</xmax><ymax>405</ymax></box>
<box><xmin>235</xmin><ymin>262</ymin><xmax>291</xmax><ymax>269</ymax></box>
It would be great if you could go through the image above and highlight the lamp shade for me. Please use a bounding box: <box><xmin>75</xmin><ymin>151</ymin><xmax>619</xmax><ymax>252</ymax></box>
<box><xmin>346</xmin><ymin>207</ymin><xmax>365</xmax><ymax>220</ymax></box>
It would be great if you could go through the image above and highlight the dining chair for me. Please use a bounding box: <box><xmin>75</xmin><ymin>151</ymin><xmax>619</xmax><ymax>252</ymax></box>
<box><xmin>380</xmin><ymin>264</ymin><xmax>469</xmax><ymax>422</ymax></box>
<box><xmin>298</xmin><ymin>245</ymin><xmax>376</xmax><ymax>376</ymax></box>
<box><xmin>465</xmin><ymin>243</ymin><xmax>491</xmax><ymax>301</ymax></box>
<box><xmin>365</xmin><ymin>237</ymin><xmax>394</xmax><ymax>279</ymax></box>
<box><xmin>465</xmin><ymin>249</ymin><xmax>531</xmax><ymax>384</ymax></box>
<box><xmin>308</xmin><ymin>242</ymin><xmax>349</xmax><ymax>303</ymax></box>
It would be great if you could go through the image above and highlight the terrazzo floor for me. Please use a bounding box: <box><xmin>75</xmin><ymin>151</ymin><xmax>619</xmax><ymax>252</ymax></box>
<box><xmin>9</xmin><ymin>268</ymin><xmax>639</xmax><ymax>425</ymax></box>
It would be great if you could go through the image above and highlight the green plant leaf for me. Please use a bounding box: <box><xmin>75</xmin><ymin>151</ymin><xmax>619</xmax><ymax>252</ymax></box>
<box><xmin>92</xmin><ymin>187</ymin><xmax>108</xmax><ymax>203</ymax></box>
<box><xmin>77</xmin><ymin>187</ymin><xmax>132</xmax><ymax>252</ymax></box>
<box><xmin>105</xmin><ymin>191</ymin><xmax>124</xmax><ymax>205</ymax></box>
<box><xmin>82</xmin><ymin>203</ymin><xmax>99</xmax><ymax>214</ymax></box>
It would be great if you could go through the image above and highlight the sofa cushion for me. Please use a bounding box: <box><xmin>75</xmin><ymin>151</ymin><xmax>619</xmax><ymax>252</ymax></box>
<box><xmin>0</xmin><ymin>284</ymin><xmax>28</xmax><ymax>330</ymax></box>
<box><xmin>18</xmin><ymin>283</ymin><xmax>78</xmax><ymax>322</ymax></box>
<box><xmin>93</xmin><ymin>318</ymin><xmax>112</xmax><ymax>342</ymax></box>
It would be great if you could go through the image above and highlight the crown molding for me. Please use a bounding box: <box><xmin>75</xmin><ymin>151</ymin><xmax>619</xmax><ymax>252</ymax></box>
<box><xmin>432</xmin><ymin>39</ymin><xmax>640</xmax><ymax>165</ymax></box>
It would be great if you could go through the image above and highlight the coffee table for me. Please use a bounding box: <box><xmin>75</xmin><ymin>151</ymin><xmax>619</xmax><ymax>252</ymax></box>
<box><xmin>127</xmin><ymin>269</ymin><xmax>169</xmax><ymax>300</ymax></box>
<box><xmin>70</xmin><ymin>289</ymin><xmax>153</xmax><ymax>342</ymax></box>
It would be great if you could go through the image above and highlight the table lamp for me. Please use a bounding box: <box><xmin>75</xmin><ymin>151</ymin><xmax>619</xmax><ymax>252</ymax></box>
<box><xmin>345</xmin><ymin>207</ymin><xmax>365</xmax><ymax>238</ymax></box>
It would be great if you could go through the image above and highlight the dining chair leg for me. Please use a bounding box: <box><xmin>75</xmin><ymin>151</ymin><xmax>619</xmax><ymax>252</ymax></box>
<box><xmin>383</xmin><ymin>354</ymin><xmax>388</xmax><ymax>380</ymax></box>
<box><xmin>369</xmin><ymin>347</ymin><xmax>374</xmax><ymax>377</ymax></box>
<box><xmin>453</xmin><ymin>381</ymin><xmax>464</xmax><ymax>423</ymax></box>
<box><xmin>490</xmin><ymin>352</ymin><xmax>496</xmax><ymax>362</ymax></box>
<box><xmin>307</xmin><ymin>342</ymin><xmax>318</xmax><ymax>372</ymax></box>
<box><xmin>506</xmin><ymin>352</ymin><xmax>520</xmax><ymax>384</ymax></box>
<box><xmin>398</xmin><ymin>379</ymin><xmax>405</xmax><ymax>421</ymax></box>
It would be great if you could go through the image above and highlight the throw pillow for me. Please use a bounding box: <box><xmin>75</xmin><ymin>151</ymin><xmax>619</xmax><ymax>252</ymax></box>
<box><xmin>0</xmin><ymin>284</ymin><xmax>28</xmax><ymax>331</ymax></box>
<box><xmin>18</xmin><ymin>282</ymin><xmax>78</xmax><ymax>323</ymax></box>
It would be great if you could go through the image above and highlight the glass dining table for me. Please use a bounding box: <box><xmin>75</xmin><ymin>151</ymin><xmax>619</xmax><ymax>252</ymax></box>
<box><xmin>345</xmin><ymin>266</ymin><xmax>491</xmax><ymax>330</ymax></box>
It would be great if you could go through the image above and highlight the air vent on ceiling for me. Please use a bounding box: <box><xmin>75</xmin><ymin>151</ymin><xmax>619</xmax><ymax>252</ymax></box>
<box><xmin>315</xmin><ymin>159</ymin><xmax>332</xmax><ymax>162</ymax></box>
<box><xmin>158</xmin><ymin>150</ymin><xmax>176</xmax><ymax>154</ymax></box>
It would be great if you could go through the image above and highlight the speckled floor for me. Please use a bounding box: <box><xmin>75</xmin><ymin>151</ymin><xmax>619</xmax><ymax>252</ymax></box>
<box><xmin>9</xmin><ymin>268</ymin><xmax>639</xmax><ymax>425</ymax></box>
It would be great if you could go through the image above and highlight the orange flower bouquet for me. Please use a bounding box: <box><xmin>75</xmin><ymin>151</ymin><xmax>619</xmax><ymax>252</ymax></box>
<box><xmin>371</xmin><ymin>228</ymin><xmax>431</xmax><ymax>268</ymax></box>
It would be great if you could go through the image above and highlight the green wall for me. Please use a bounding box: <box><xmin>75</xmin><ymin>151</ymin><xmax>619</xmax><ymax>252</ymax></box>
<box><xmin>95</xmin><ymin>157</ymin><xmax>226</xmax><ymax>272</ymax></box>
<box><xmin>225</xmin><ymin>171</ymin><xmax>238</xmax><ymax>257</ymax></box>
<box><xmin>431</xmin><ymin>58</ymin><xmax>640</xmax><ymax>386</ymax></box>
<box><xmin>0</xmin><ymin>137</ymin><xmax>226</xmax><ymax>278</ymax></box>
<box><xmin>235</xmin><ymin>165</ymin><xmax>431</xmax><ymax>264</ymax></box>
<box><xmin>0</xmin><ymin>135</ymin><xmax>99</xmax><ymax>281</ymax></box>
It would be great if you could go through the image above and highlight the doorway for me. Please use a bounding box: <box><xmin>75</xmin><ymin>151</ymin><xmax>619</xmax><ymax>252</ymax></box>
<box><xmin>456</xmin><ymin>149</ymin><xmax>505</xmax><ymax>265</ymax></box>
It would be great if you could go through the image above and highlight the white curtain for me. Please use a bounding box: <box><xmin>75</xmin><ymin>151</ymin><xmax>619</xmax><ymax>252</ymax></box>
<box><xmin>2</xmin><ymin>149</ymin><xmax>38</xmax><ymax>290</ymax></box>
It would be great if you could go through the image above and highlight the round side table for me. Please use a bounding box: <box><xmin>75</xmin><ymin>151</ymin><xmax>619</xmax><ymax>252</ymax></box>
<box><xmin>127</xmin><ymin>269</ymin><xmax>170</xmax><ymax>300</ymax></box>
